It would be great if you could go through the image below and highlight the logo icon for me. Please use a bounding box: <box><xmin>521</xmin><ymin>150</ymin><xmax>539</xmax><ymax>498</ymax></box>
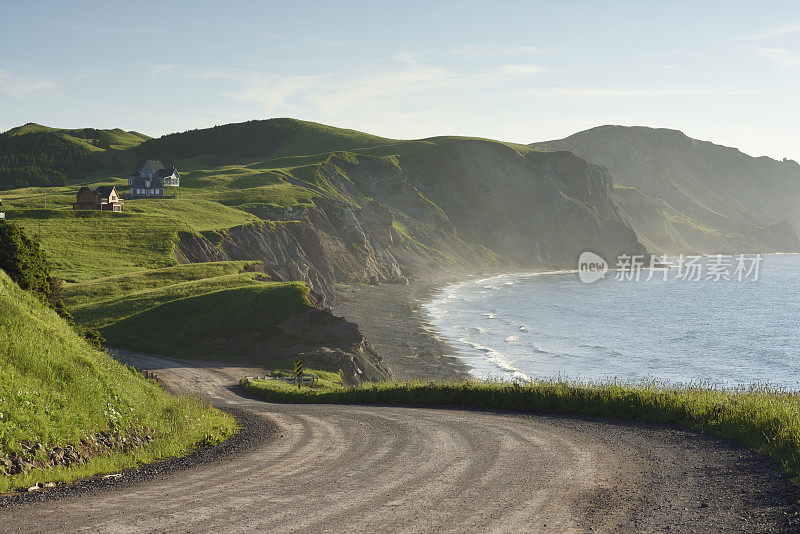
<box><xmin>578</xmin><ymin>252</ymin><xmax>608</xmax><ymax>284</ymax></box>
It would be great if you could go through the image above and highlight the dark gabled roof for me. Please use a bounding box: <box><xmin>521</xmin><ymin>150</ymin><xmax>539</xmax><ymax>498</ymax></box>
<box><xmin>154</xmin><ymin>167</ymin><xmax>177</xmax><ymax>178</ymax></box>
<box><xmin>130</xmin><ymin>176</ymin><xmax>164</xmax><ymax>189</ymax></box>
<box><xmin>92</xmin><ymin>186</ymin><xmax>116</xmax><ymax>199</ymax></box>
<box><xmin>144</xmin><ymin>160</ymin><xmax>165</xmax><ymax>171</ymax></box>
<box><xmin>134</xmin><ymin>160</ymin><xmax>166</xmax><ymax>176</ymax></box>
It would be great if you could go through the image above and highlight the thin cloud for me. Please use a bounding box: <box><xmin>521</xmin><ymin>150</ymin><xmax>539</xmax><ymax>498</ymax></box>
<box><xmin>149</xmin><ymin>58</ymin><xmax>545</xmax><ymax>117</ymax></box>
<box><xmin>147</xmin><ymin>64</ymin><xmax>176</xmax><ymax>77</ymax></box>
<box><xmin>524</xmin><ymin>86</ymin><xmax>757</xmax><ymax>97</ymax></box>
<box><xmin>449</xmin><ymin>44</ymin><xmax>561</xmax><ymax>59</ymax></box>
<box><xmin>222</xmin><ymin>74</ymin><xmax>327</xmax><ymax>113</ymax></box>
<box><xmin>747</xmin><ymin>21</ymin><xmax>800</xmax><ymax>40</ymax></box>
<box><xmin>500</xmin><ymin>64</ymin><xmax>544</xmax><ymax>75</ymax></box>
<box><xmin>0</xmin><ymin>69</ymin><xmax>55</xmax><ymax>98</ymax></box>
<box><xmin>757</xmin><ymin>48</ymin><xmax>800</xmax><ymax>69</ymax></box>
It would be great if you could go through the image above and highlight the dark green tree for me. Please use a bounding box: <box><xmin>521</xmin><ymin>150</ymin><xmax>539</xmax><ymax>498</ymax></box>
<box><xmin>0</xmin><ymin>221</ymin><xmax>50</xmax><ymax>298</ymax></box>
<box><xmin>0</xmin><ymin>221</ymin><xmax>105</xmax><ymax>348</ymax></box>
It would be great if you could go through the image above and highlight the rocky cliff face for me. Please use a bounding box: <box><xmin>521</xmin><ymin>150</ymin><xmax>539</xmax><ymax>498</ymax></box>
<box><xmin>388</xmin><ymin>141</ymin><xmax>646</xmax><ymax>266</ymax></box>
<box><xmin>277</xmin><ymin>307</ymin><xmax>391</xmax><ymax>384</ymax></box>
<box><xmin>176</xmin><ymin>139</ymin><xmax>646</xmax><ymax>300</ymax></box>
<box><xmin>176</xmin><ymin>202</ymin><xmax>416</xmax><ymax>301</ymax></box>
<box><xmin>535</xmin><ymin>126</ymin><xmax>800</xmax><ymax>254</ymax></box>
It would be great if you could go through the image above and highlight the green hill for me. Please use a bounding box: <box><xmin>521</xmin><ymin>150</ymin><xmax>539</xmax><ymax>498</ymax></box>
<box><xmin>98</xmin><ymin>281</ymin><xmax>392</xmax><ymax>382</ymax></box>
<box><xmin>68</xmin><ymin>269</ymin><xmax>271</xmax><ymax>329</ymax></box>
<box><xmin>101</xmin><ymin>282</ymin><xmax>313</xmax><ymax>357</ymax></box>
<box><xmin>534</xmin><ymin>126</ymin><xmax>800</xmax><ymax>254</ymax></box>
<box><xmin>62</xmin><ymin>261</ymin><xmax>258</xmax><ymax>310</ymax></box>
<box><xmin>0</xmin><ymin>124</ymin><xmax>150</xmax><ymax>190</ymax></box>
<box><xmin>4</xmin><ymin>210</ymin><xmax>189</xmax><ymax>282</ymax></box>
<box><xmin>4</xmin><ymin>123</ymin><xmax>150</xmax><ymax>150</ymax></box>
<box><xmin>0</xmin><ymin>268</ymin><xmax>235</xmax><ymax>492</ymax></box>
<box><xmin>1</xmin><ymin>118</ymin><xmax>645</xmax><ymax>292</ymax></box>
<box><xmin>134</xmin><ymin>118</ymin><xmax>391</xmax><ymax>163</ymax></box>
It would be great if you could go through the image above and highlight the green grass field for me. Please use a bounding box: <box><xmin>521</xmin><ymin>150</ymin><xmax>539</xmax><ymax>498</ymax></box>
<box><xmin>0</xmin><ymin>268</ymin><xmax>236</xmax><ymax>492</ymax></box>
<box><xmin>71</xmin><ymin>272</ymin><xmax>273</xmax><ymax>329</ymax></box>
<box><xmin>242</xmin><ymin>369</ymin><xmax>800</xmax><ymax>485</ymax></box>
<box><xmin>123</xmin><ymin>194</ymin><xmax>260</xmax><ymax>232</ymax></box>
<box><xmin>62</xmin><ymin>261</ymin><xmax>258</xmax><ymax>308</ymax></box>
<box><xmin>6</xmin><ymin>210</ymin><xmax>187</xmax><ymax>282</ymax></box>
<box><xmin>101</xmin><ymin>283</ymin><xmax>314</xmax><ymax>359</ymax></box>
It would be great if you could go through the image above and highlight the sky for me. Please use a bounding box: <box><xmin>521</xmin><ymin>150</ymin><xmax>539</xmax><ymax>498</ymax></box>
<box><xmin>1</xmin><ymin>0</ymin><xmax>799</xmax><ymax>160</ymax></box>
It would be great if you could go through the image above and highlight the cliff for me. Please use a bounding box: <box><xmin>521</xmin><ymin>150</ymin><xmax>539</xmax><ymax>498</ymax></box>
<box><xmin>168</xmin><ymin>128</ymin><xmax>647</xmax><ymax>299</ymax></box>
<box><xmin>535</xmin><ymin>126</ymin><xmax>800</xmax><ymax>254</ymax></box>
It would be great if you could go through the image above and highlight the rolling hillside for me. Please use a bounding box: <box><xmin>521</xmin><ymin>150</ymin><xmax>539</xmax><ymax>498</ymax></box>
<box><xmin>0</xmin><ymin>268</ymin><xmax>235</xmax><ymax>491</ymax></box>
<box><xmin>0</xmin><ymin>124</ymin><xmax>149</xmax><ymax>189</ymax></box>
<box><xmin>100</xmin><ymin>282</ymin><xmax>392</xmax><ymax>383</ymax></box>
<box><xmin>535</xmin><ymin>126</ymin><xmax>800</xmax><ymax>254</ymax></box>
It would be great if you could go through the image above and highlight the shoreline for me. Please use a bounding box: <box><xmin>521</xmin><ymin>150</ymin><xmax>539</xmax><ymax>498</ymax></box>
<box><xmin>330</xmin><ymin>269</ymin><xmax>564</xmax><ymax>382</ymax></box>
<box><xmin>330</xmin><ymin>272</ymin><xmax>478</xmax><ymax>381</ymax></box>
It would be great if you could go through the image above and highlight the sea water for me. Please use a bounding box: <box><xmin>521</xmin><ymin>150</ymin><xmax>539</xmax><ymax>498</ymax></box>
<box><xmin>424</xmin><ymin>254</ymin><xmax>800</xmax><ymax>388</ymax></box>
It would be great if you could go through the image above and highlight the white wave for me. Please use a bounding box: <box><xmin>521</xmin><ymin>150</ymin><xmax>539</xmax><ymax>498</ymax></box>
<box><xmin>504</xmin><ymin>335</ymin><xmax>519</xmax><ymax>342</ymax></box>
<box><xmin>457</xmin><ymin>338</ymin><xmax>531</xmax><ymax>380</ymax></box>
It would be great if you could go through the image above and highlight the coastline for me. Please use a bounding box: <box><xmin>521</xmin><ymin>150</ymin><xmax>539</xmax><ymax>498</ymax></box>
<box><xmin>330</xmin><ymin>272</ymin><xmax>476</xmax><ymax>381</ymax></box>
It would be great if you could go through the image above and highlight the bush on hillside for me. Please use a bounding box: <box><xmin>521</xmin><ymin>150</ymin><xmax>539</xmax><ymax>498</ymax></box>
<box><xmin>0</xmin><ymin>221</ymin><xmax>50</xmax><ymax>298</ymax></box>
<box><xmin>0</xmin><ymin>221</ymin><xmax>105</xmax><ymax>348</ymax></box>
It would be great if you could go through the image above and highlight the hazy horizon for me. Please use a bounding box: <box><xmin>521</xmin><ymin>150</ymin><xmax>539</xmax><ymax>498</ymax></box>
<box><xmin>1</xmin><ymin>1</ymin><xmax>798</xmax><ymax>160</ymax></box>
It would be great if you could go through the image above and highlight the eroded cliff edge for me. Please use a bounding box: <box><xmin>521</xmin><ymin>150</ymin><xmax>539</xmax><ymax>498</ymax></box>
<box><xmin>175</xmin><ymin>139</ymin><xmax>645</xmax><ymax>302</ymax></box>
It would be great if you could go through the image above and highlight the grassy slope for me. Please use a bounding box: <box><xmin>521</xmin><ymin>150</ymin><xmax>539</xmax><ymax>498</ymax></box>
<box><xmin>242</xmin><ymin>369</ymin><xmax>800</xmax><ymax>484</ymax></box>
<box><xmin>73</xmin><ymin>272</ymin><xmax>273</xmax><ymax>330</ymax></box>
<box><xmin>101</xmin><ymin>283</ymin><xmax>314</xmax><ymax>359</ymax></box>
<box><xmin>4</xmin><ymin>123</ymin><xmax>151</xmax><ymax>151</ymax></box>
<box><xmin>62</xmin><ymin>261</ymin><xmax>258</xmax><ymax>308</ymax></box>
<box><xmin>6</xmin><ymin>210</ymin><xmax>187</xmax><ymax>282</ymax></box>
<box><xmin>0</xmin><ymin>269</ymin><xmax>236</xmax><ymax>492</ymax></box>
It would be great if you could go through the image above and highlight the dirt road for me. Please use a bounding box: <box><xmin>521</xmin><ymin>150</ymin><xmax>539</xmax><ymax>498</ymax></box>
<box><xmin>3</xmin><ymin>354</ymin><xmax>797</xmax><ymax>533</ymax></box>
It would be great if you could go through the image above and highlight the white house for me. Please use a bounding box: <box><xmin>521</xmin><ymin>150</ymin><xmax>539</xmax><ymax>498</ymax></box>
<box><xmin>128</xmin><ymin>160</ymin><xmax>180</xmax><ymax>187</ymax></box>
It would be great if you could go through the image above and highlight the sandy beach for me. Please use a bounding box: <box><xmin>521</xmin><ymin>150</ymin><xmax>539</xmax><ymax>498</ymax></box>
<box><xmin>330</xmin><ymin>273</ymin><xmax>474</xmax><ymax>381</ymax></box>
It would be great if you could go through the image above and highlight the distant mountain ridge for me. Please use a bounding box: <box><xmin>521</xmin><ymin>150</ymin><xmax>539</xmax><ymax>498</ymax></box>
<box><xmin>534</xmin><ymin>125</ymin><xmax>800</xmax><ymax>254</ymax></box>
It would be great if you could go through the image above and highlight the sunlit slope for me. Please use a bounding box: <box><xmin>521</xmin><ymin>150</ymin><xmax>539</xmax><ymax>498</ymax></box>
<box><xmin>0</xmin><ymin>268</ymin><xmax>235</xmax><ymax>490</ymax></box>
<box><xmin>100</xmin><ymin>282</ymin><xmax>313</xmax><ymax>358</ymax></box>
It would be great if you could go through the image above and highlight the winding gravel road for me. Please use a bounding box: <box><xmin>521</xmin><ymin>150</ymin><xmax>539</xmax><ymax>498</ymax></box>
<box><xmin>3</xmin><ymin>354</ymin><xmax>797</xmax><ymax>533</ymax></box>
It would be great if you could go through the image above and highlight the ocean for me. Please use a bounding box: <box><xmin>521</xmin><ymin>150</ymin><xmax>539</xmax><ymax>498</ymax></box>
<box><xmin>424</xmin><ymin>254</ymin><xmax>800</xmax><ymax>388</ymax></box>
